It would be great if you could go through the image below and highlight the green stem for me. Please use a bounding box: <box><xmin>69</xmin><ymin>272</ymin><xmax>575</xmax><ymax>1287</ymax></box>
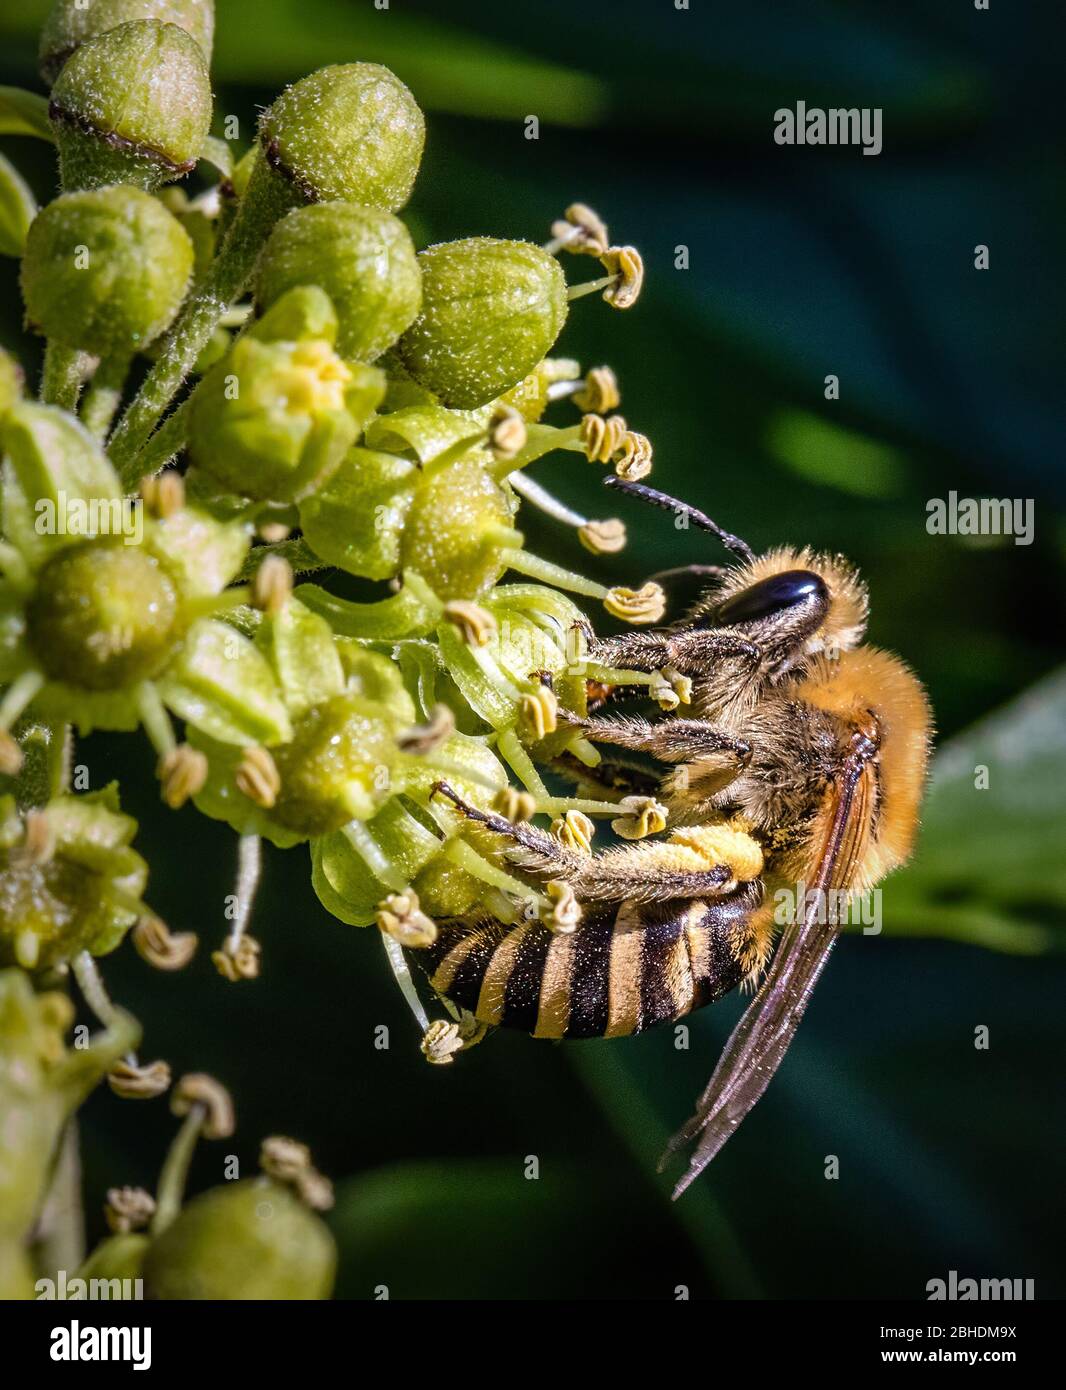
<box><xmin>80</xmin><ymin>351</ymin><xmax>132</xmax><ymax>440</ymax></box>
<box><xmin>108</xmin><ymin>155</ymin><xmax>297</xmax><ymax>471</ymax></box>
<box><xmin>152</xmin><ymin>1110</ymin><xmax>203</xmax><ymax>1236</ymax></box>
<box><xmin>119</xmin><ymin>397</ymin><xmax>191</xmax><ymax>490</ymax></box>
<box><xmin>40</xmin><ymin>342</ymin><xmax>84</xmax><ymax>411</ymax></box>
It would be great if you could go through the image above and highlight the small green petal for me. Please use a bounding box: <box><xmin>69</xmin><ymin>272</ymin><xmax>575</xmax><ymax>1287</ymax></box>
<box><xmin>158</xmin><ymin>617</ymin><xmax>292</xmax><ymax>745</ymax></box>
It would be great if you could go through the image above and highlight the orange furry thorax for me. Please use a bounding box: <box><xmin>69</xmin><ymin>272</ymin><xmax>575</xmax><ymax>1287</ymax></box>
<box><xmin>798</xmin><ymin>645</ymin><xmax>933</xmax><ymax>884</ymax></box>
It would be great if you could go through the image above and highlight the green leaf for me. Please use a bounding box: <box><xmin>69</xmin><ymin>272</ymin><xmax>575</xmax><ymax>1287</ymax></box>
<box><xmin>0</xmin><ymin>86</ymin><xmax>53</xmax><ymax>141</ymax></box>
<box><xmin>879</xmin><ymin>666</ymin><xmax>1066</xmax><ymax>954</ymax></box>
<box><xmin>0</xmin><ymin>151</ymin><xmax>35</xmax><ymax>257</ymax></box>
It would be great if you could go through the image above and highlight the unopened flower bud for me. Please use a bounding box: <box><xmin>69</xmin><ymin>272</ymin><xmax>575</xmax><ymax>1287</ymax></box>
<box><xmin>399</xmin><ymin>237</ymin><xmax>568</xmax><ymax>408</ymax></box>
<box><xmin>142</xmin><ymin>1178</ymin><xmax>336</xmax><ymax>1299</ymax></box>
<box><xmin>257</xmin><ymin>202</ymin><xmax>421</xmax><ymax>362</ymax></box>
<box><xmin>39</xmin><ymin>0</ymin><xmax>215</xmax><ymax>87</ymax></box>
<box><xmin>21</xmin><ymin>186</ymin><xmax>194</xmax><ymax>357</ymax></box>
<box><xmin>259</xmin><ymin>63</ymin><xmax>424</xmax><ymax>210</ymax></box>
<box><xmin>49</xmin><ymin>21</ymin><xmax>212</xmax><ymax>191</ymax></box>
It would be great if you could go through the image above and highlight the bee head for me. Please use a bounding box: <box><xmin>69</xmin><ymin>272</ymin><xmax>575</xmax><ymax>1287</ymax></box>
<box><xmin>697</xmin><ymin>547</ymin><xmax>868</xmax><ymax>662</ymax></box>
<box><xmin>603</xmin><ymin>478</ymin><xmax>868</xmax><ymax>665</ymax></box>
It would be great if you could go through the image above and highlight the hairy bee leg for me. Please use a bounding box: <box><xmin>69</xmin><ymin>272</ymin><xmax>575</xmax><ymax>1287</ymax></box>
<box><xmin>565</xmin><ymin>713</ymin><xmax>753</xmax><ymax>767</ymax></box>
<box><xmin>591</xmin><ymin>630</ymin><xmax>759</xmax><ymax>675</ymax></box>
<box><xmin>430</xmin><ymin>781</ymin><xmax>582</xmax><ymax>871</ymax></box>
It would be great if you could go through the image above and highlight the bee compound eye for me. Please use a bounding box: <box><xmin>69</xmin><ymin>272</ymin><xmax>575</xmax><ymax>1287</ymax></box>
<box><xmin>716</xmin><ymin>569</ymin><xmax>828</xmax><ymax>626</ymax></box>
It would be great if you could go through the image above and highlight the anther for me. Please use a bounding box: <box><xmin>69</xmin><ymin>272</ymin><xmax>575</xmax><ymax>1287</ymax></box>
<box><xmin>573</xmin><ymin>365</ymin><xmax>621</xmax><ymax>414</ymax></box>
<box><xmin>108</xmin><ymin>1058</ymin><xmax>172</xmax><ymax>1100</ymax></box>
<box><xmin>600</xmin><ymin>246</ymin><xmax>644</xmax><ymax>309</ymax></box>
<box><xmin>551</xmin><ymin>809</ymin><xmax>595</xmax><ymax>856</ymax></box>
<box><xmin>251</xmin><ymin>553</ymin><xmax>293</xmax><ymax>614</ymax></box>
<box><xmin>157</xmin><ymin>743</ymin><xmax>208</xmax><ymax>809</ymax></box>
<box><xmin>578</xmin><ymin>518</ymin><xmax>627</xmax><ymax>554</ymax></box>
<box><xmin>547</xmin><ymin>203</ymin><xmax>610</xmax><ymax>257</ymax></box>
<box><xmin>580</xmin><ymin>412</ymin><xmax>628</xmax><ymax>464</ymax></box>
<box><xmin>614</xmin><ymin>431</ymin><xmax>653</xmax><ymax>481</ymax></box>
<box><xmin>257</xmin><ymin>521</ymin><xmax>293</xmax><ymax>544</ymax></box>
<box><xmin>604</xmin><ymin>582</ymin><xmax>666</xmax><ymax>625</ymax></box>
<box><xmin>0</xmin><ymin>731</ymin><xmax>24</xmax><ymax>777</ymax></box>
<box><xmin>612</xmin><ymin>795</ymin><xmax>668</xmax><ymax>840</ymax></box>
<box><xmin>542</xmin><ymin>880</ymin><xmax>582</xmax><ymax>933</ymax></box>
<box><xmin>376</xmin><ymin>890</ymin><xmax>438</xmax><ymax>948</ymax></box>
<box><xmin>519</xmin><ymin>684</ymin><xmax>558</xmax><ymax>740</ymax></box>
<box><xmin>421</xmin><ymin>1018</ymin><xmax>466</xmax><ymax>1066</ymax></box>
<box><xmin>493</xmin><ymin>787</ymin><xmax>537</xmax><ymax>823</ymax></box>
<box><xmin>397</xmin><ymin>703</ymin><xmax>455</xmax><ymax>756</ymax></box>
<box><xmin>487</xmin><ymin>404</ymin><xmax>527</xmax><ymax>460</ymax></box>
<box><xmin>14</xmin><ymin>810</ymin><xmax>55</xmax><ymax>865</ymax></box>
<box><xmin>211</xmin><ymin>934</ymin><xmax>261</xmax><ymax>981</ymax></box>
<box><xmin>171</xmin><ymin>1073</ymin><xmax>235</xmax><ymax>1139</ymax></box>
<box><xmin>443</xmin><ymin>599</ymin><xmax>497</xmax><ymax>647</ymax></box>
<box><xmin>235</xmin><ymin>745</ymin><xmax>280</xmax><ymax>808</ymax></box>
<box><xmin>132</xmin><ymin>915</ymin><xmax>198</xmax><ymax>971</ymax></box>
<box><xmin>105</xmin><ymin>1186</ymin><xmax>156</xmax><ymax>1235</ymax></box>
<box><xmin>138</xmin><ymin>469</ymin><xmax>185</xmax><ymax>518</ymax></box>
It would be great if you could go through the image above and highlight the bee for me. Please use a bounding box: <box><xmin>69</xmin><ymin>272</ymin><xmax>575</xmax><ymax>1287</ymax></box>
<box><xmin>420</xmin><ymin>477</ymin><xmax>932</xmax><ymax>1197</ymax></box>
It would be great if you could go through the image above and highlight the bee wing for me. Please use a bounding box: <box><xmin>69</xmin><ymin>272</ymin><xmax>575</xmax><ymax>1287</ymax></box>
<box><xmin>661</xmin><ymin>730</ymin><xmax>877</xmax><ymax>1198</ymax></box>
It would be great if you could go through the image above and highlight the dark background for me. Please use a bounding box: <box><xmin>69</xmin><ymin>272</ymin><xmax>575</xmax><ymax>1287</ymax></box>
<box><xmin>2</xmin><ymin>0</ymin><xmax>1064</xmax><ymax>1298</ymax></box>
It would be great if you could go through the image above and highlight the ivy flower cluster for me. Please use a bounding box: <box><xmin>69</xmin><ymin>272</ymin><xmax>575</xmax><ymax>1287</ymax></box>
<box><xmin>0</xmin><ymin>0</ymin><xmax>676</xmax><ymax>1298</ymax></box>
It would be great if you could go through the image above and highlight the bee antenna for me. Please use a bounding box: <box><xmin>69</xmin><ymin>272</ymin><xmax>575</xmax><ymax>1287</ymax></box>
<box><xmin>603</xmin><ymin>477</ymin><xmax>754</xmax><ymax>563</ymax></box>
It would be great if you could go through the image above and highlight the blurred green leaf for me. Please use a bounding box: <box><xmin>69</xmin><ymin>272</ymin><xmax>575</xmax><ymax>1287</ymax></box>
<box><xmin>881</xmin><ymin>666</ymin><xmax>1066</xmax><ymax>953</ymax></box>
<box><xmin>765</xmin><ymin>409</ymin><xmax>907</xmax><ymax>498</ymax></box>
<box><xmin>0</xmin><ymin>86</ymin><xmax>52</xmax><ymax>141</ymax></box>
<box><xmin>0</xmin><ymin>150</ymin><xmax>35</xmax><ymax>256</ymax></box>
<box><xmin>329</xmin><ymin>1157</ymin><xmax>703</xmax><ymax>1300</ymax></box>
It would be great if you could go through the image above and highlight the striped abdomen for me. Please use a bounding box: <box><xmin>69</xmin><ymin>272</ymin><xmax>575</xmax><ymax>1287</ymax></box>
<box><xmin>416</xmin><ymin>882</ymin><xmax>762</xmax><ymax>1040</ymax></box>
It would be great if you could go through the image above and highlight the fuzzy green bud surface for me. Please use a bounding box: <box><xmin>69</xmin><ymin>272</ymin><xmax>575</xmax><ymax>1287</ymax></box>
<box><xmin>49</xmin><ymin>21</ymin><xmax>212</xmax><ymax>191</ymax></box>
<box><xmin>399</xmin><ymin>238</ymin><xmax>568</xmax><ymax>408</ymax></box>
<box><xmin>21</xmin><ymin>186</ymin><xmax>194</xmax><ymax>356</ymax></box>
<box><xmin>39</xmin><ymin>0</ymin><xmax>215</xmax><ymax>86</ymax></box>
<box><xmin>256</xmin><ymin>202</ymin><xmax>421</xmax><ymax>361</ymax></box>
<box><xmin>259</xmin><ymin>64</ymin><xmax>424</xmax><ymax>211</ymax></box>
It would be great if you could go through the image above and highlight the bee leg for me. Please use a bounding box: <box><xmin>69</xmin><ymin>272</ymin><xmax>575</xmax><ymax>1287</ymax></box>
<box><xmin>430</xmin><ymin>781</ymin><xmax>581</xmax><ymax>871</ymax></box>
<box><xmin>563</xmin><ymin>712</ymin><xmax>753</xmax><ymax>768</ymax></box>
<box><xmin>592</xmin><ymin>630</ymin><xmax>759</xmax><ymax>675</ymax></box>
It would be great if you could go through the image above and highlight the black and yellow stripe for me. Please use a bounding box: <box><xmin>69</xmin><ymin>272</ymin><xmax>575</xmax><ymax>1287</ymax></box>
<box><xmin>418</xmin><ymin>881</ymin><xmax>762</xmax><ymax>1040</ymax></box>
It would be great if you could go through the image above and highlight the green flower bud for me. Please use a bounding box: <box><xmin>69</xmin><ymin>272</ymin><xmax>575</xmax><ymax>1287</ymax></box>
<box><xmin>400</xmin><ymin>455</ymin><xmax>516</xmax><ymax>601</ymax></box>
<box><xmin>0</xmin><ymin>790</ymin><xmax>149</xmax><ymax>970</ymax></box>
<box><xmin>187</xmin><ymin>288</ymin><xmax>384</xmax><ymax>502</ymax></box>
<box><xmin>271</xmin><ymin>692</ymin><xmax>399</xmax><ymax>835</ymax></box>
<box><xmin>298</xmin><ymin>446</ymin><xmax>416</xmax><ymax>579</ymax></box>
<box><xmin>39</xmin><ymin>0</ymin><xmax>215</xmax><ymax>86</ymax></box>
<box><xmin>27</xmin><ymin>541</ymin><xmax>180</xmax><ymax>692</ymax></box>
<box><xmin>77</xmin><ymin>1233</ymin><xmax>150</xmax><ymax>1284</ymax></box>
<box><xmin>256</xmin><ymin>202</ymin><xmax>421</xmax><ymax>362</ymax></box>
<box><xmin>143</xmin><ymin>1177</ymin><xmax>335</xmax><ymax>1300</ymax></box>
<box><xmin>49</xmin><ymin>21</ymin><xmax>212</xmax><ymax>192</ymax></box>
<box><xmin>21</xmin><ymin>186</ymin><xmax>194</xmax><ymax>357</ymax></box>
<box><xmin>259</xmin><ymin>64</ymin><xmax>424</xmax><ymax>211</ymax></box>
<box><xmin>398</xmin><ymin>238</ymin><xmax>568</xmax><ymax>409</ymax></box>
